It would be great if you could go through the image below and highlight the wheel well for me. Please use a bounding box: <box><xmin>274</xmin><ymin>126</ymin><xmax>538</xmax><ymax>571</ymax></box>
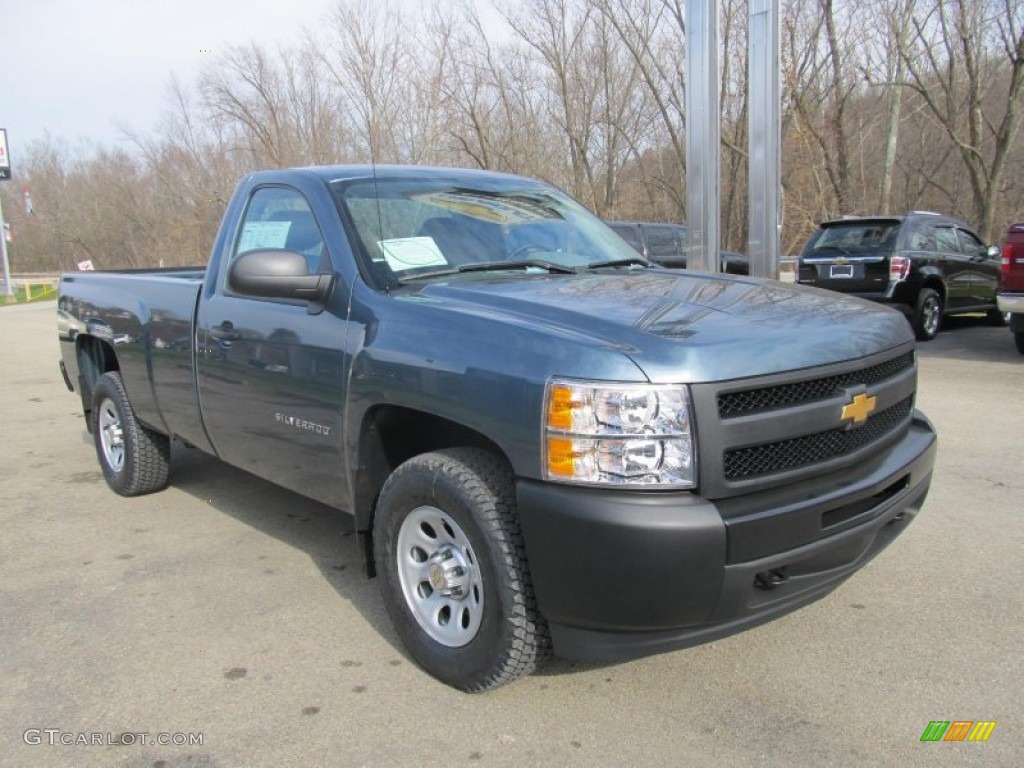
<box><xmin>353</xmin><ymin>405</ymin><xmax>510</xmax><ymax>576</ymax></box>
<box><xmin>921</xmin><ymin>278</ymin><xmax>945</xmax><ymax>304</ymax></box>
<box><xmin>75</xmin><ymin>336</ymin><xmax>120</xmax><ymax>429</ymax></box>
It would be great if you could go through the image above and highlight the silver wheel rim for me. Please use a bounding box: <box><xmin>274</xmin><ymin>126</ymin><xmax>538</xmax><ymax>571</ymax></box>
<box><xmin>98</xmin><ymin>398</ymin><xmax>125</xmax><ymax>472</ymax></box>
<box><xmin>922</xmin><ymin>297</ymin><xmax>940</xmax><ymax>336</ymax></box>
<box><xmin>396</xmin><ymin>505</ymin><xmax>483</xmax><ymax>647</ymax></box>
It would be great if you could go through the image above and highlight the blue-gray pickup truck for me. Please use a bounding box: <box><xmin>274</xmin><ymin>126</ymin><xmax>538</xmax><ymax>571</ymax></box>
<box><xmin>57</xmin><ymin>165</ymin><xmax>937</xmax><ymax>691</ymax></box>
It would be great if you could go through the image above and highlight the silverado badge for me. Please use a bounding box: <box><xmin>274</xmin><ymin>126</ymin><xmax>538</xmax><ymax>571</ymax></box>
<box><xmin>841</xmin><ymin>392</ymin><xmax>877</xmax><ymax>426</ymax></box>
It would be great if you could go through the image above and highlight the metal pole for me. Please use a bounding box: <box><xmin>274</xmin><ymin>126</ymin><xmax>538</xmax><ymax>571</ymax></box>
<box><xmin>0</xmin><ymin>194</ymin><xmax>13</xmax><ymax>296</ymax></box>
<box><xmin>685</xmin><ymin>0</ymin><xmax>721</xmax><ymax>272</ymax></box>
<box><xmin>747</xmin><ymin>0</ymin><xmax>782</xmax><ymax>279</ymax></box>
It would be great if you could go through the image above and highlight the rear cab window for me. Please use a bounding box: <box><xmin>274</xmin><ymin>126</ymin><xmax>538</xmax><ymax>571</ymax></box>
<box><xmin>607</xmin><ymin>223</ymin><xmax>644</xmax><ymax>254</ymax></box>
<box><xmin>641</xmin><ymin>224</ymin><xmax>686</xmax><ymax>261</ymax></box>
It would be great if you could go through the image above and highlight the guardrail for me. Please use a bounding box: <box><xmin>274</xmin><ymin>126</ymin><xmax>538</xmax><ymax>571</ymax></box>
<box><xmin>1</xmin><ymin>273</ymin><xmax>61</xmax><ymax>303</ymax></box>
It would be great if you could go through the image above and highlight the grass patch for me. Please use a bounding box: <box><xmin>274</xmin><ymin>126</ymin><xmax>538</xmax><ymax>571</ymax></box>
<box><xmin>0</xmin><ymin>283</ymin><xmax>58</xmax><ymax>305</ymax></box>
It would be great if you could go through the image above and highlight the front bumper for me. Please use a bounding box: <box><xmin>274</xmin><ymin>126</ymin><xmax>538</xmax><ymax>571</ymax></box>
<box><xmin>517</xmin><ymin>411</ymin><xmax>936</xmax><ymax>662</ymax></box>
<box><xmin>997</xmin><ymin>293</ymin><xmax>1024</xmax><ymax>314</ymax></box>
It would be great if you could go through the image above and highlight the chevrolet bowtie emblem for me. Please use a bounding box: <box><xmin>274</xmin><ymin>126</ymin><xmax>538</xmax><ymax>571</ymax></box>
<box><xmin>841</xmin><ymin>392</ymin><xmax>877</xmax><ymax>425</ymax></box>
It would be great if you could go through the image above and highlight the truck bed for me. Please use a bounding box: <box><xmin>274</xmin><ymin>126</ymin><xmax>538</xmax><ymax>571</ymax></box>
<box><xmin>58</xmin><ymin>268</ymin><xmax>211</xmax><ymax>453</ymax></box>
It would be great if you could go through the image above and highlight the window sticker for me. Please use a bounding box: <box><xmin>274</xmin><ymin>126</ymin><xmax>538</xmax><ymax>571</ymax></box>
<box><xmin>378</xmin><ymin>237</ymin><xmax>448</xmax><ymax>271</ymax></box>
<box><xmin>238</xmin><ymin>221</ymin><xmax>292</xmax><ymax>253</ymax></box>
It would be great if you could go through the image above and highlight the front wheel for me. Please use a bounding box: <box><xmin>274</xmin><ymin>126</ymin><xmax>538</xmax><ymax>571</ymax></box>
<box><xmin>91</xmin><ymin>372</ymin><xmax>171</xmax><ymax>496</ymax></box>
<box><xmin>912</xmin><ymin>288</ymin><xmax>942</xmax><ymax>341</ymax></box>
<box><xmin>373</xmin><ymin>448</ymin><xmax>549</xmax><ymax>691</ymax></box>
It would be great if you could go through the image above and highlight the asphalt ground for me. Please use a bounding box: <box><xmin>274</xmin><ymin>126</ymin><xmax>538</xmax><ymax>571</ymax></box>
<box><xmin>1</xmin><ymin>301</ymin><xmax>1021</xmax><ymax>767</ymax></box>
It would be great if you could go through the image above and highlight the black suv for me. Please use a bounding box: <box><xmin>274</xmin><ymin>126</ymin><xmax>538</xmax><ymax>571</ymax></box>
<box><xmin>797</xmin><ymin>212</ymin><xmax>1004</xmax><ymax>340</ymax></box>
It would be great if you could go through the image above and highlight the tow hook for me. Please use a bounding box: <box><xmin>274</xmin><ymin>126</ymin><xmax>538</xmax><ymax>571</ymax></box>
<box><xmin>755</xmin><ymin>568</ymin><xmax>789</xmax><ymax>591</ymax></box>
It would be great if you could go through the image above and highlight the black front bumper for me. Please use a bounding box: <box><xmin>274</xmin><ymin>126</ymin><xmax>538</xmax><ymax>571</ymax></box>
<box><xmin>517</xmin><ymin>411</ymin><xmax>936</xmax><ymax>662</ymax></box>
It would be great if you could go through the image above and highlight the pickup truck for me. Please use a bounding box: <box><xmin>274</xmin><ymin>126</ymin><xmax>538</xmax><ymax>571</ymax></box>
<box><xmin>998</xmin><ymin>222</ymin><xmax>1024</xmax><ymax>354</ymax></box>
<box><xmin>606</xmin><ymin>219</ymin><xmax>748</xmax><ymax>274</ymax></box>
<box><xmin>57</xmin><ymin>165</ymin><xmax>937</xmax><ymax>692</ymax></box>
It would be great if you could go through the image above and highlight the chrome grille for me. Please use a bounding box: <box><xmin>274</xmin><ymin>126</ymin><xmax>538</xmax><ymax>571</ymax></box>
<box><xmin>717</xmin><ymin>351</ymin><xmax>914</xmax><ymax>418</ymax></box>
<box><xmin>723</xmin><ymin>396</ymin><xmax>913</xmax><ymax>481</ymax></box>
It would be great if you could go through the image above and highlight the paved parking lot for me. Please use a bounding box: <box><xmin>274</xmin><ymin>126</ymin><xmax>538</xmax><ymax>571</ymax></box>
<box><xmin>1</xmin><ymin>300</ymin><xmax>1021</xmax><ymax>767</ymax></box>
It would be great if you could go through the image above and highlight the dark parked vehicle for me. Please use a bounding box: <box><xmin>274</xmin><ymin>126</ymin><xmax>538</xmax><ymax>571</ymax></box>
<box><xmin>57</xmin><ymin>166</ymin><xmax>936</xmax><ymax>691</ymax></box>
<box><xmin>797</xmin><ymin>212</ymin><xmax>1004</xmax><ymax>340</ymax></box>
<box><xmin>997</xmin><ymin>222</ymin><xmax>1024</xmax><ymax>354</ymax></box>
<box><xmin>606</xmin><ymin>219</ymin><xmax>748</xmax><ymax>274</ymax></box>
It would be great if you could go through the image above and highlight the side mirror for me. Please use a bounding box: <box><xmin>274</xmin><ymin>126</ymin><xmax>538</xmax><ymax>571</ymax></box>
<box><xmin>228</xmin><ymin>249</ymin><xmax>334</xmax><ymax>307</ymax></box>
<box><xmin>987</xmin><ymin>244</ymin><xmax>1001</xmax><ymax>259</ymax></box>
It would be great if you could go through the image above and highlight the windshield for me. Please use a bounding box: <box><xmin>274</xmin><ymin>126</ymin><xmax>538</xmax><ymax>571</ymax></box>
<box><xmin>332</xmin><ymin>175</ymin><xmax>641</xmax><ymax>283</ymax></box>
<box><xmin>806</xmin><ymin>221</ymin><xmax>901</xmax><ymax>255</ymax></box>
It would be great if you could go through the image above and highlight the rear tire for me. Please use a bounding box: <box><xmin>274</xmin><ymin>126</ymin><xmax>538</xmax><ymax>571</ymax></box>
<box><xmin>1015</xmin><ymin>332</ymin><xmax>1024</xmax><ymax>355</ymax></box>
<box><xmin>373</xmin><ymin>448</ymin><xmax>549</xmax><ymax>691</ymax></box>
<box><xmin>912</xmin><ymin>288</ymin><xmax>942</xmax><ymax>341</ymax></box>
<box><xmin>91</xmin><ymin>372</ymin><xmax>171</xmax><ymax>496</ymax></box>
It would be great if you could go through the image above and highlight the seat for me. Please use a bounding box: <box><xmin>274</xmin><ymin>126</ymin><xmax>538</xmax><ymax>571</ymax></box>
<box><xmin>269</xmin><ymin>211</ymin><xmax>326</xmax><ymax>273</ymax></box>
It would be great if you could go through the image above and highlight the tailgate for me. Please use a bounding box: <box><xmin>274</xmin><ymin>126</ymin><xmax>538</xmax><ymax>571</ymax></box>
<box><xmin>799</xmin><ymin>255</ymin><xmax>890</xmax><ymax>293</ymax></box>
<box><xmin>799</xmin><ymin>218</ymin><xmax>901</xmax><ymax>294</ymax></box>
<box><xmin>1001</xmin><ymin>225</ymin><xmax>1024</xmax><ymax>293</ymax></box>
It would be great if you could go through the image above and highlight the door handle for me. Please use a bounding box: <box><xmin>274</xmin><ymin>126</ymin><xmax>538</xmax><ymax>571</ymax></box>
<box><xmin>209</xmin><ymin>321</ymin><xmax>241</xmax><ymax>342</ymax></box>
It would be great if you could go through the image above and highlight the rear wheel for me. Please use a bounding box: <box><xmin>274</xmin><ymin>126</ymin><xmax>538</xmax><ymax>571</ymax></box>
<box><xmin>92</xmin><ymin>372</ymin><xmax>171</xmax><ymax>496</ymax></box>
<box><xmin>373</xmin><ymin>448</ymin><xmax>549</xmax><ymax>691</ymax></box>
<box><xmin>1015</xmin><ymin>332</ymin><xmax>1024</xmax><ymax>355</ymax></box>
<box><xmin>912</xmin><ymin>288</ymin><xmax>942</xmax><ymax>341</ymax></box>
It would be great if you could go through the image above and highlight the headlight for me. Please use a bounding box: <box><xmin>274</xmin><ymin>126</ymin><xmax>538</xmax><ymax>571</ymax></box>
<box><xmin>543</xmin><ymin>378</ymin><xmax>696</xmax><ymax>487</ymax></box>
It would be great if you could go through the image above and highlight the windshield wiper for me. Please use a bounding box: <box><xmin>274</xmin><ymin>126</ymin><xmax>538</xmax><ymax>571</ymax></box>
<box><xmin>583</xmin><ymin>257</ymin><xmax>650</xmax><ymax>270</ymax></box>
<box><xmin>397</xmin><ymin>260</ymin><xmax>578</xmax><ymax>282</ymax></box>
<box><xmin>457</xmin><ymin>259</ymin><xmax>578</xmax><ymax>274</ymax></box>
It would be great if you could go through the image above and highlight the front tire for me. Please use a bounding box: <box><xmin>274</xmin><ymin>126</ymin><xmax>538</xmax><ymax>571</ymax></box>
<box><xmin>913</xmin><ymin>288</ymin><xmax>942</xmax><ymax>341</ymax></box>
<box><xmin>373</xmin><ymin>448</ymin><xmax>549</xmax><ymax>691</ymax></box>
<box><xmin>91</xmin><ymin>372</ymin><xmax>171</xmax><ymax>496</ymax></box>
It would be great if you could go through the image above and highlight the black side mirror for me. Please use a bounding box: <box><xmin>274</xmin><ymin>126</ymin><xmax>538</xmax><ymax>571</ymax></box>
<box><xmin>228</xmin><ymin>249</ymin><xmax>334</xmax><ymax>309</ymax></box>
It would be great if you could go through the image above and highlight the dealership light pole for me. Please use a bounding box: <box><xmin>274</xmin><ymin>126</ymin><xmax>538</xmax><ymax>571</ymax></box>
<box><xmin>685</xmin><ymin>0</ymin><xmax>782</xmax><ymax>278</ymax></box>
<box><xmin>685</xmin><ymin>0</ymin><xmax>720</xmax><ymax>273</ymax></box>
<box><xmin>747</xmin><ymin>0</ymin><xmax>782</xmax><ymax>278</ymax></box>
<box><xmin>0</xmin><ymin>128</ymin><xmax>13</xmax><ymax>296</ymax></box>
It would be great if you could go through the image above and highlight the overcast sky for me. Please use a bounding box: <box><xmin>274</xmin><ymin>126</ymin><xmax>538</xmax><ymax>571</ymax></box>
<box><xmin>1</xmin><ymin>0</ymin><xmax>490</xmax><ymax>164</ymax></box>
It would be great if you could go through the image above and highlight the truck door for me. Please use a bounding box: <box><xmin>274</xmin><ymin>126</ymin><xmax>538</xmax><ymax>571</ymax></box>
<box><xmin>195</xmin><ymin>184</ymin><xmax>350</xmax><ymax>509</ymax></box>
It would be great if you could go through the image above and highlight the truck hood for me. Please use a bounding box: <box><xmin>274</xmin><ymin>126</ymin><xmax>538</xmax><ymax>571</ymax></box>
<box><xmin>409</xmin><ymin>270</ymin><xmax>913</xmax><ymax>382</ymax></box>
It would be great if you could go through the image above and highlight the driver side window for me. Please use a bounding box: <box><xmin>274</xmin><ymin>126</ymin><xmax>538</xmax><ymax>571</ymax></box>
<box><xmin>233</xmin><ymin>187</ymin><xmax>326</xmax><ymax>275</ymax></box>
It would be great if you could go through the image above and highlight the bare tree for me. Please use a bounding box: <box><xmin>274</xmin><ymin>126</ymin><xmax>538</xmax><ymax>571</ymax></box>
<box><xmin>785</xmin><ymin>0</ymin><xmax>872</xmax><ymax>216</ymax></box>
<box><xmin>592</xmin><ymin>0</ymin><xmax>688</xmax><ymax>218</ymax></box>
<box><xmin>873</xmin><ymin>0</ymin><xmax>915</xmax><ymax>212</ymax></box>
<box><xmin>899</xmin><ymin>0</ymin><xmax>1024</xmax><ymax>238</ymax></box>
